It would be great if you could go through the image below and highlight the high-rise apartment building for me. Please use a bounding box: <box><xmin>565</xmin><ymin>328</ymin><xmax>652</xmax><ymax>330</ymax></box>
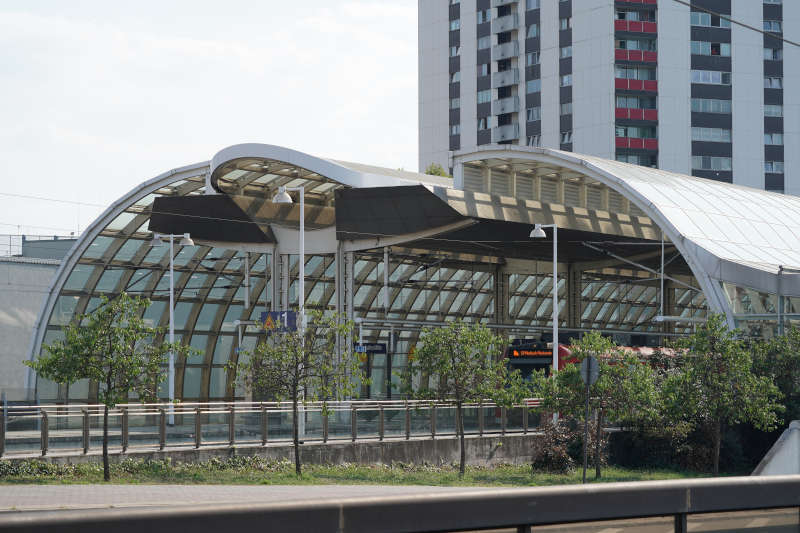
<box><xmin>419</xmin><ymin>0</ymin><xmax>799</xmax><ymax>194</ymax></box>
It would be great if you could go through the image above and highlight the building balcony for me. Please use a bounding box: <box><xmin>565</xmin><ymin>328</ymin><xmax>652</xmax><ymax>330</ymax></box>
<box><xmin>493</xmin><ymin>41</ymin><xmax>519</xmax><ymax>61</ymax></box>
<box><xmin>492</xmin><ymin>13</ymin><xmax>519</xmax><ymax>33</ymax></box>
<box><xmin>614</xmin><ymin>49</ymin><xmax>658</xmax><ymax>62</ymax></box>
<box><xmin>614</xmin><ymin>20</ymin><xmax>658</xmax><ymax>33</ymax></box>
<box><xmin>615</xmin><ymin>137</ymin><xmax>658</xmax><ymax>150</ymax></box>
<box><xmin>492</xmin><ymin>96</ymin><xmax>520</xmax><ymax>115</ymax></box>
<box><xmin>615</xmin><ymin>78</ymin><xmax>658</xmax><ymax>92</ymax></box>
<box><xmin>491</xmin><ymin>0</ymin><xmax>518</xmax><ymax>7</ymax></box>
<box><xmin>492</xmin><ymin>68</ymin><xmax>520</xmax><ymax>89</ymax></box>
<box><xmin>615</xmin><ymin>107</ymin><xmax>658</xmax><ymax>121</ymax></box>
<box><xmin>492</xmin><ymin>123</ymin><xmax>520</xmax><ymax>143</ymax></box>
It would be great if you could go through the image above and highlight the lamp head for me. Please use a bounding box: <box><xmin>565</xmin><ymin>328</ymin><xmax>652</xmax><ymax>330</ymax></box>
<box><xmin>530</xmin><ymin>224</ymin><xmax>547</xmax><ymax>239</ymax></box>
<box><xmin>150</xmin><ymin>233</ymin><xmax>163</xmax><ymax>247</ymax></box>
<box><xmin>272</xmin><ymin>186</ymin><xmax>293</xmax><ymax>204</ymax></box>
<box><xmin>179</xmin><ymin>233</ymin><xmax>194</xmax><ymax>246</ymax></box>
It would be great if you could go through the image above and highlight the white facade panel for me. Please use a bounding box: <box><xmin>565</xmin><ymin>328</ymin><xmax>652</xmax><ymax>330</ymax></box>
<box><xmin>731</xmin><ymin>0</ymin><xmax>765</xmax><ymax>190</ymax></box>
<box><xmin>418</xmin><ymin>0</ymin><xmax>451</xmax><ymax>172</ymax></box>
<box><xmin>572</xmin><ymin>0</ymin><xmax>614</xmax><ymax>159</ymax></box>
<box><xmin>785</xmin><ymin>2</ymin><xmax>800</xmax><ymax>196</ymax></box>
<box><xmin>539</xmin><ymin>0</ymin><xmax>560</xmax><ymax>149</ymax></box>
<box><xmin>657</xmin><ymin>0</ymin><xmax>691</xmax><ymax>174</ymax></box>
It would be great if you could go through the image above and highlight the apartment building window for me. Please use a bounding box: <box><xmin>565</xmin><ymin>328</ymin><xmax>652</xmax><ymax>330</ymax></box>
<box><xmin>478</xmin><ymin>63</ymin><xmax>490</xmax><ymax>76</ymax></box>
<box><xmin>560</xmin><ymin>46</ymin><xmax>572</xmax><ymax>58</ymax></box>
<box><xmin>526</xmin><ymin>0</ymin><xmax>540</xmax><ymax>9</ymax></box>
<box><xmin>765</xmin><ymin>161</ymin><xmax>785</xmax><ymax>173</ymax></box>
<box><xmin>450</xmin><ymin>97</ymin><xmax>460</xmax><ymax>109</ymax></box>
<box><xmin>450</xmin><ymin>124</ymin><xmax>461</xmax><ymax>135</ymax></box>
<box><xmin>526</xmin><ymin>135</ymin><xmax>541</xmax><ymax>146</ymax></box>
<box><xmin>616</xmin><ymin>10</ymin><xmax>655</xmax><ymax>22</ymax></box>
<box><xmin>560</xmin><ymin>17</ymin><xmax>571</xmax><ymax>30</ymax></box>
<box><xmin>560</xmin><ymin>102</ymin><xmax>572</xmax><ymax>115</ymax></box>
<box><xmin>478</xmin><ymin>117</ymin><xmax>492</xmax><ymax>130</ymax></box>
<box><xmin>477</xmin><ymin>9</ymin><xmax>491</xmax><ymax>24</ymax></box>
<box><xmin>690</xmin><ymin>98</ymin><xmax>732</xmax><ymax>114</ymax></box>
<box><xmin>450</xmin><ymin>72</ymin><xmax>461</xmax><ymax>83</ymax></box>
<box><xmin>763</xmin><ymin>0</ymin><xmax>782</xmax><ymax>4</ymax></box>
<box><xmin>764</xmin><ymin>104</ymin><xmax>783</xmax><ymax>117</ymax></box>
<box><xmin>690</xmin><ymin>12</ymin><xmax>731</xmax><ymax>28</ymax></box>
<box><xmin>691</xmin><ymin>70</ymin><xmax>731</xmax><ymax>85</ymax></box>
<box><xmin>526</xmin><ymin>106</ymin><xmax>541</xmax><ymax>121</ymax></box>
<box><xmin>764</xmin><ymin>48</ymin><xmax>783</xmax><ymax>61</ymax></box>
<box><xmin>477</xmin><ymin>89</ymin><xmax>492</xmax><ymax>104</ymax></box>
<box><xmin>526</xmin><ymin>79</ymin><xmax>541</xmax><ymax>93</ymax></box>
<box><xmin>527</xmin><ymin>24</ymin><xmax>539</xmax><ymax>38</ymax></box>
<box><xmin>616</xmin><ymin>66</ymin><xmax>657</xmax><ymax>80</ymax></box>
<box><xmin>526</xmin><ymin>52</ymin><xmax>540</xmax><ymax>66</ymax></box>
<box><xmin>560</xmin><ymin>74</ymin><xmax>572</xmax><ymax>87</ymax></box>
<box><xmin>692</xmin><ymin>156</ymin><xmax>732</xmax><ymax>171</ymax></box>
<box><xmin>764</xmin><ymin>77</ymin><xmax>783</xmax><ymax>89</ymax></box>
<box><xmin>449</xmin><ymin>0</ymin><xmax>460</xmax><ymax>4</ymax></box>
<box><xmin>450</xmin><ymin>19</ymin><xmax>461</xmax><ymax>31</ymax></box>
<box><xmin>691</xmin><ymin>127</ymin><xmax>732</xmax><ymax>143</ymax></box>
<box><xmin>764</xmin><ymin>133</ymin><xmax>784</xmax><ymax>145</ymax></box>
<box><xmin>477</xmin><ymin>37</ymin><xmax>491</xmax><ymax>50</ymax></box>
<box><xmin>764</xmin><ymin>20</ymin><xmax>783</xmax><ymax>33</ymax></box>
<box><xmin>616</xmin><ymin>39</ymin><xmax>657</xmax><ymax>51</ymax></box>
<box><xmin>616</xmin><ymin>126</ymin><xmax>657</xmax><ymax>139</ymax></box>
<box><xmin>691</xmin><ymin>41</ymin><xmax>731</xmax><ymax>57</ymax></box>
<box><xmin>450</xmin><ymin>46</ymin><xmax>461</xmax><ymax>57</ymax></box>
<box><xmin>617</xmin><ymin>154</ymin><xmax>657</xmax><ymax>167</ymax></box>
<box><xmin>617</xmin><ymin>95</ymin><xmax>657</xmax><ymax>109</ymax></box>
<box><xmin>560</xmin><ymin>131</ymin><xmax>573</xmax><ymax>144</ymax></box>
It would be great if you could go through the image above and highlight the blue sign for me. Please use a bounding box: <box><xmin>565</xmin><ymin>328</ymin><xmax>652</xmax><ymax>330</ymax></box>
<box><xmin>354</xmin><ymin>343</ymin><xmax>387</xmax><ymax>355</ymax></box>
<box><xmin>260</xmin><ymin>311</ymin><xmax>297</xmax><ymax>332</ymax></box>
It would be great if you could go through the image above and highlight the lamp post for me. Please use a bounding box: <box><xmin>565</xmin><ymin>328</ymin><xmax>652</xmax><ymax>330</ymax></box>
<box><xmin>530</xmin><ymin>223</ymin><xmax>558</xmax><ymax>376</ymax></box>
<box><xmin>150</xmin><ymin>232</ymin><xmax>194</xmax><ymax>425</ymax></box>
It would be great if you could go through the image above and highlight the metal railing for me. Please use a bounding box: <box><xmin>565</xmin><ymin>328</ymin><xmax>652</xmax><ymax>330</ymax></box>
<box><xmin>1</xmin><ymin>475</ymin><xmax>798</xmax><ymax>532</ymax></box>
<box><xmin>0</xmin><ymin>400</ymin><xmax>543</xmax><ymax>458</ymax></box>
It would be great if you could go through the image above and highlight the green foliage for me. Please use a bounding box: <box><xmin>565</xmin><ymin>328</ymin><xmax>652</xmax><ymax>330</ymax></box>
<box><xmin>752</xmin><ymin>326</ymin><xmax>800</xmax><ymax>422</ymax></box>
<box><xmin>663</xmin><ymin>314</ymin><xmax>782</xmax><ymax>474</ymax></box>
<box><xmin>424</xmin><ymin>163</ymin><xmax>451</xmax><ymax>177</ymax></box>
<box><xmin>400</xmin><ymin>321</ymin><xmax>528</xmax><ymax>474</ymax></box>
<box><xmin>231</xmin><ymin>310</ymin><xmax>364</xmax><ymax>475</ymax></box>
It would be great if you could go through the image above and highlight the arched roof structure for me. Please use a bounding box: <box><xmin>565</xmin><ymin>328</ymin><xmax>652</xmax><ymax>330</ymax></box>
<box><xmin>26</xmin><ymin>144</ymin><xmax>799</xmax><ymax>402</ymax></box>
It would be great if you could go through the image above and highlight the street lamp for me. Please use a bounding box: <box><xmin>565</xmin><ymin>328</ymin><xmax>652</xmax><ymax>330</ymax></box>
<box><xmin>150</xmin><ymin>232</ymin><xmax>193</xmax><ymax>424</ymax></box>
<box><xmin>271</xmin><ymin>186</ymin><xmax>305</xmax><ymax>333</ymax></box>
<box><xmin>530</xmin><ymin>223</ymin><xmax>558</xmax><ymax>376</ymax></box>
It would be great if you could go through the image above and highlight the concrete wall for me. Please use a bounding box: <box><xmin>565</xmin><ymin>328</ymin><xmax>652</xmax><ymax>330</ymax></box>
<box><xmin>784</xmin><ymin>2</ymin><xmax>800</xmax><ymax>196</ymax></box>
<box><xmin>753</xmin><ymin>421</ymin><xmax>800</xmax><ymax>476</ymax></box>
<box><xmin>19</xmin><ymin>433</ymin><xmax>539</xmax><ymax>468</ymax></box>
<box><xmin>0</xmin><ymin>259</ymin><xmax>58</xmax><ymax>400</ymax></box>
<box><xmin>418</xmin><ymin>0</ymin><xmax>452</xmax><ymax>172</ymax></box>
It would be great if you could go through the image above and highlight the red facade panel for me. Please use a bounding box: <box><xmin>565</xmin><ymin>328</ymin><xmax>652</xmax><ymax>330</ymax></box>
<box><xmin>615</xmin><ymin>108</ymin><xmax>629</xmax><ymax>119</ymax></box>
<box><xmin>629</xmin><ymin>138</ymin><xmax>644</xmax><ymax>149</ymax></box>
<box><xmin>629</xmin><ymin>50</ymin><xmax>643</xmax><ymax>62</ymax></box>
<box><xmin>644</xmin><ymin>139</ymin><xmax>659</xmax><ymax>150</ymax></box>
<box><xmin>643</xmin><ymin>109</ymin><xmax>658</xmax><ymax>121</ymax></box>
<box><xmin>615</xmin><ymin>49</ymin><xmax>628</xmax><ymax>61</ymax></box>
<box><xmin>615</xmin><ymin>78</ymin><xmax>628</xmax><ymax>89</ymax></box>
<box><xmin>643</xmin><ymin>80</ymin><xmax>658</xmax><ymax>92</ymax></box>
<box><xmin>629</xmin><ymin>21</ymin><xmax>643</xmax><ymax>32</ymax></box>
<box><xmin>643</xmin><ymin>22</ymin><xmax>658</xmax><ymax>33</ymax></box>
<box><xmin>629</xmin><ymin>108</ymin><xmax>644</xmax><ymax>120</ymax></box>
<box><xmin>643</xmin><ymin>51</ymin><xmax>657</xmax><ymax>62</ymax></box>
<box><xmin>616</xmin><ymin>137</ymin><xmax>629</xmax><ymax>148</ymax></box>
<box><xmin>629</xmin><ymin>79</ymin><xmax>644</xmax><ymax>91</ymax></box>
<box><xmin>614</xmin><ymin>20</ymin><xmax>627</xmax><ymax>32</ymax></box>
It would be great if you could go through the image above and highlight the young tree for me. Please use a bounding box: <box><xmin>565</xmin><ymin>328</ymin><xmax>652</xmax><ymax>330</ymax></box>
<box><xmin>233</xmin><ymin>310</ymin><xmax>362</xmax><ymax>476</ymax></box>
<box><xmin>424</xmin><ymin>163</ymin><xmax>451</xmax><ymax>177</ymax></box>
<box><xmin>752</xmin><ymin>327</ymin><xmax>800</xmax><ymax>422</ymax></box>
<box><xmin>531</xmin><ymin>331</ymin><xmax>659</xmax><ymax>478</ymax></box>
<box><xmin>26</xmin><ymin>293</ymin><xmax>185</xmax><ymax>481</ymax></box>
<box><xmin>663</xmin><ymin>314</ymin><xmax>782</xmax><ymax>475</ymax></box>
<box><xmin>400</xmin><ymin>321</ymin><xmax>528</xmax><ymax>476</ymax></box>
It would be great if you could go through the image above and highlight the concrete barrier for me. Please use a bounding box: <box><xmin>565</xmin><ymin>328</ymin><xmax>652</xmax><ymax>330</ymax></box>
<box><xmin>752</xmin><ymin>421</ymin><xmax>800</xmax><ymax>476</ymax></box>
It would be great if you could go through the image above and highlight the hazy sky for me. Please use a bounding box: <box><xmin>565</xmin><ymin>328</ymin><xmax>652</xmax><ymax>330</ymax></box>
<box><xmin>0</xmin><ymin>1</ymin><xmax>418</xmax><ymax>238</ymax></box>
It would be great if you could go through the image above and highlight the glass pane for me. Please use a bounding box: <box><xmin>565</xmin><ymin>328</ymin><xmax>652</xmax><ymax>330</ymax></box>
<box><xmin>64</xmin><ymin>264</ymin><xmax>95</xmax><ymax>291</ymax></box>
<box><xmin>212</xmin><ymin>335</ymin><xmax>234</xmax><ymax>364</ymax></box>
<box><xmin>182</xmin><ymin>367</ymin><xmax>203</xmax><ymax>399</ymax></box>
<box><xmin>209</xmin><ymin>367</ymin><xmax>227</xmax><ymax>398</ymax></box>
<box><xmin>195</xmin><ymin>304</ymin><xmax>220</xmax><ymax>330</ymax></box>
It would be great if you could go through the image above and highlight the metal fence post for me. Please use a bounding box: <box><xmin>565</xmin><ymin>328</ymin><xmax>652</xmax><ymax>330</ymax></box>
<box><xmin>159</xmin><ymin>408</ymin><xmax>166</xmax><ymax>450</ymax></box>
<box><xmin>40</xmin><ymin>410</ymin><xmax>48</xmax><ymax>456</ymax></box>
<box><xmin>523</xmin><ymin>405</ymin><xmax>529</xmax><ymax>434</ymax></box>
<box><xmin>351</xmin><ymin>405</ymin><xmax>357</xmax><ymax>442</ymax></box>
<box><xmin>121</xmin><ymin>407</ymin><xmax>129</xmax><ymax>453</ymax></box>
<box><xmin>379</xmin><ymin>404</ymin><xmax>384</xmax><ymax>441</ymax></box>
<box><xmin>82</xmin><ymin>409</ymin><xmax>90</xmax><ymax>454</ymax></box>
<box><xmin>430</xmin><ymin>402</ymin><xmax>436</xmax><ymax>439</ymax></box>
<box><xmin>322</xmin><ymin>411</ymin><xmax>329</xmax><ymax>443</ymax></box>
<box><xmin>195</xmin><ymin>407</ymin><xmax>202</xmax><ymax>449</ymax></box>
<box><xmin>405</xmin><ymin>400</ymin><xmax>410</xmax><ymax>440</ymax></box>
<box><xmin>478</xmin><ymin>401</ymin><xmax>484</xmax><ymax>436</ymax></box>
<box><xmin>0</xmin><ymin>406</ymin><xmax>4</xmax><ymax>458</ymax></box>
<box><xmin>228</xmin><ymin>405</ymin><xmax>235</xmax><ymax>446</ymax></box>
<box><xmin>501</xmin><ymin>407</ymin><xmax>507</xmax><ymax>436</ymax></box>
<box><xmin>674</xmin><ymin>513</ymin><xmax>687</xmax><ymax>533</ymax></box>
<box><xmin>261</xmin><ymin>404</ymin><xmax>268</xmax><ymax>446</ymax></box>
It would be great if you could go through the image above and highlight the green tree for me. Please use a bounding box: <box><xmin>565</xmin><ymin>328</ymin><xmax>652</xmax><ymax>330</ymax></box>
<box><xmin>26</xmin><ymin>293</ymin><xmax>186</xmax><ymax>481</ymax></box>
<box><xmin>400</xmin><ymin>321</ymin><xmax>528</xmax><ymax>476</ymax></box>
<box><xmin>663</xmin><ymin>314</ymin><xmax>782</xmax><ymax>475</ymax></box>
<box><xmin>752</xmin><ymin>327</ymin><xmax>800</xmax><ymax>422</ymax></box>
<box><xmin>232</xmin><ymin>310</ymin><xmax>363</xmax><ymax>476</ymax></box>
<box><xmin>531</xmin><ymin>331</ymin><xmax>659</xmax><ymax>478</ymax></box>
<box><xmin>424</xmin><ymin>163</ymin><xmax>451</xmax><ymax>177</ymax></box>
